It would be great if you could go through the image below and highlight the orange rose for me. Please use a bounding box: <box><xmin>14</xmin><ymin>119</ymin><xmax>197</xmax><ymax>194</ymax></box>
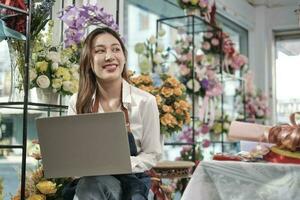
<box><xmin>155</xmin><ymin>95</ymin><xmax>162</xmax><ymax>106</ymax></box>
<box><xmin>185</xmin><ymin>112</ymin><xmax>191</xmax><ymax>124</ymax></box>
<box><xmin>173</xmin><ymin>88</ymin><xmax>182</xmax><ymax>96</ymax></box>
<box><xmin>161</xmin><ymin>87</ymin><xmax>173</xmax><ymax>98</ymax></box>
<box><xmin>140</xmin><ymin>75</ymin><xmax>152</xmax><ymax>84</ymax></box>
<box><xmin>165</xmin><ymin>77</ymin><xmax>180</xmax><ymax>87</ymax></box>
<box><xmin>162</xmin><ymin>105</ymin><xmax>173</xmax><ymax>113</ymax></box>
<box><xmin>160</xmin><ymin>113</ymin><xmax>176</xmax><ymax>127</ymax></box>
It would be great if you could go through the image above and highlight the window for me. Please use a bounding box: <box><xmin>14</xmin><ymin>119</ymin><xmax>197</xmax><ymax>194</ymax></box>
<box><xmin>275</xmin><ymin>32</ymin><xmax>300</xmax><ymax>123</ymax></box>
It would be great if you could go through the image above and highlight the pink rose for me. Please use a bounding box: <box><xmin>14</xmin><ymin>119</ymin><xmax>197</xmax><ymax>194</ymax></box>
<box><xmin>202</xmin><ymin>139</ymin><xmax>211</xmax><ymax>148</ymax></box>
<box><xmin>202</xmin><ymin>41</ymin><xmax>211</xmax><ymax>51</ymax></box>
<box><xmin>179</xmin><ymin>64</ymin><xmax>191</xmax><ymax>76</ymax></box>
<box><xmin>204</xmin><ymin>32</ymin><xmax>213</xmax><ymax>39</ymax></box>
<box><xmin>230</xmin><ymin>53</ymin><xmax>248</xmax><ymax>70</ymax></box>
<box><xmin>211</xmin><ymin>38</ymin><xmax>219</xmax><ymax>46</ymax></box>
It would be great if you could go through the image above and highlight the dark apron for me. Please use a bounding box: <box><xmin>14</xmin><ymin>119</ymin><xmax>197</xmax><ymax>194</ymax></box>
<box><xmin>62</xmin><ymin>91</ymin><xmax>151</xmax><ymax>200</ymax></box>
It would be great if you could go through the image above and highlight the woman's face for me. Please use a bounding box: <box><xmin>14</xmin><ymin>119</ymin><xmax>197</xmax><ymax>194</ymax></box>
<box><xmin>91</xmin><ymin>33</ymin><xmax>125</xmax><ymax>83</ymax></box>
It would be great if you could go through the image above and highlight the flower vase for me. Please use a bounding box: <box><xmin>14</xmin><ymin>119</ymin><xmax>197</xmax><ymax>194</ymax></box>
<box><xmin>184</xmin><ymin>8</ymin><xmax>201</xmax><ymax>17</ymax></box>
<box><xmin>36</xmin><ymin>88</ymin><xmax>59</xmax><ymax>105</ymax></box>
<box><xmin>8</xmin><ymin>40</ymin><xmax>24</xmax><ymax>102</ymax></box>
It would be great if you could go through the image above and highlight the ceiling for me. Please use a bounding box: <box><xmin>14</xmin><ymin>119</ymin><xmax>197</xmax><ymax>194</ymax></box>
<box><xmin>246</xmin><ymin>0</ymin><xmax>299</xmax><ymax>8</ymax></box>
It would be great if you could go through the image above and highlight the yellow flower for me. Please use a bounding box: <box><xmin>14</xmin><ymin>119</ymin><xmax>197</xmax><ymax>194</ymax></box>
<box><xmin>190</xmin><ymin>0</ymin><xmax>199</xmax><ymax>6</ymax></box>
<box><xmin>35</xmin><ymin>61</ymin><xmax>48</xmax><ymax>72</ymax></box>
<box><xmin>36</xmin><ymin>181</ymin><xmax>57</xmax><ymax>195</ymax></box>
<box><xmin>155</xmin><ymin>95</ymin><xmax>162</xmax><ymax>106</ymax></box>
<box><xmin>27</xmin><ymin>194</ymin><xmax>46</xmax><ymax>200</ymax></box>
<box><xmin>173</xmin><ymin>88</ymin><xmax>183</xmax><ymax>96</ymax></box>
<box><xmin>140</xmin><ymin>75</ymin><xmax>152</xmax><ymax>84</ymax></box>
<box><xmin>162</xmin><ymin>105</ymin><xmax>173</xmax><ymax>113</ymax></box>
<box><xmin>175</xmin><ymin>100</ymin><xmax>190</xmax><ymax>111</ymax></box>
<box><xmin>11</xmin><ymin>195</ymin><xmax>21</xmax><ymax>200</ymax></box>
<box><xmin>161</xmin><ymin>87</ymin><xmax>173</xmax><ymax>98</ymax></box>
<box><xmin>31</xmin><ymin>166</ymin><xmax>44</xmax><ymax>184</ymax></box>
<box><xmin>55</xmin><ymin>67</ymin><xmax>71</xmax><ymax>81</ymax></box>
<box><xmin>185</xmin><ymin>112</ymin><xmax>191</xmax><ymax>124</ymax></box>
<box><xmin>178</xmin><ymin>120</ymin><xmax>183</xmax><ymax>128</ymax></box>
<box><xmin>175</xmin><ymin>108</ymin><xmax>183</xmax><ymax>115</ymax></box>
<box><xmin>165</xmin><ymin>77</ymin><xmax>180</xmax><ymax>87</ymax></box>
<box><xmin>160</xmin><ymin>113</ymin><xmax>177</xmax><ymax>127</ymax></box>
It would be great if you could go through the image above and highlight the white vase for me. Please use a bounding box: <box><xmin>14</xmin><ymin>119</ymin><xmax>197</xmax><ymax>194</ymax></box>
<box><xmin>36</xmin><ymin>88</ymin><xmax>59</xmax><ymax>105</ymax></box>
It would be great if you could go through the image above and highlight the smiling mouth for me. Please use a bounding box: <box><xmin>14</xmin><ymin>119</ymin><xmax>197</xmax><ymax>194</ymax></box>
<box><xmin>103</xmin><ymin>64</ymin><xmax>118</xmax><ymax>71</ymax></box>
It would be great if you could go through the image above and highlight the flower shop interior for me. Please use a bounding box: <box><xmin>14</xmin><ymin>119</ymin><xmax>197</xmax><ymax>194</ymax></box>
<box><xmin>1</xmin><ymin>0</ymin><xmax>300</xmax><ymax>199</ymax></box>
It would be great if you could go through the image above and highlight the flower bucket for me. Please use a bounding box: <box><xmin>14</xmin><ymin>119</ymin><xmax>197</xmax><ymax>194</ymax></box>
<box><xmin>184</xmin><ymin>8</ymin><xmax>201</xmax><ymax>17</ymax></box>
<box><xmin>36</xmin><ymin>88</ymin><xmax>59</xmax><ymax>105</ymax></box>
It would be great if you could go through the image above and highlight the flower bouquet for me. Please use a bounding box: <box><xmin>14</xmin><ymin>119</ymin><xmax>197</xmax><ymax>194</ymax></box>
<box><xmin>177</xmin><ymin>0</ymin><xmax>211</xmax><ymax>20</ymax></box>
<box><xmin>130</xmin><ymin>73</ymin><xmax>191</xmax><ymax>136</ymax></box>
<box><xmin>30</xmin><ymin>45</ymin><xmax>79</xmax><ymax>96</ymax></box>
<box><xmin>210</xmin><ymin>114</ymin><xmax>231</xmax><ymax>141</ymax></box>
<box><xmin>12</xmin><ymin>141</ymin><xmax>72</xmax><ymax>200</ymax></box>
<box><xmin>201</xmin><ymin>31</ymin><xmax>222</xmax><ymax>54</ymax></box>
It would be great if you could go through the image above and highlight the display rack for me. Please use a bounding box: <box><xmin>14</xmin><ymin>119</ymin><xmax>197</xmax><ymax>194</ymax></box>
<box><xmin>0</xmin><ymin>1</ymin><xmax>68</xmax><ymax>199</ymax></box>
<box><xmin>156</xmin><ymin>15</ymin><xmax>244</xmax><ymax>162</ymax></box>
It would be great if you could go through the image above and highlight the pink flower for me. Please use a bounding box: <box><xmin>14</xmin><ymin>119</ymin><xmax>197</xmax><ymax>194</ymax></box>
<box><xmin>186</xmin><ymin>52</ymin><xmax>193</xmax><ymax>61</ymax></box>
<box><xmin>201</xmin><ymin>124</ymin><xmax>210</xmax><ymax>134</ymax></box>
<box><xmin>211</xmin><ymin>38</ymin><xmax>219</xmax><ymax>46</ymax></box>
<box><xmin>202</xmin><ymin>139</ymin><xmax>211</xmax><ymax>148</ymax></box>
<box><xmin>179</xmin><ymin>64</ymin><xmax>191</xmax><ymax>76</ymax></box>
<box><xmin>204</xmin><ymin>32</ymin><xmax>213</xmax><ymax>39</ymax></box>
<box><xmin>199</xmin><ymin>1</ymin><xmax>208</xmax><ymax>8</ymax></box>
<box><xmin>179</xmin><ymin>55</ymin><xmax>188</xmax><ymax>62</ymax></box>
<box><xmin>202</xmin><ymin>41</ymin><xmax>211</xmax><ymax>51</ymax></box>
<box><xmin>230</xmin><ymin>53</ymin><xmax>248</xmax><ymax>70</ymax></box>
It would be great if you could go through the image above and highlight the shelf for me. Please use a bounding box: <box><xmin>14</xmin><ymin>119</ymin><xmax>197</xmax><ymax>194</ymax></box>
<box><xmin>157</xmin><ymin>15</ymin><xmax>221</xmax><ymax>34</ymax></box>
<box><xmin>164</xmin><ymin>142</ymin><xmax>195</xmax><ymax>146</ymax></box>
<box><xmin>0</xmin><ymin>102</ymin><xmax>68</xmax><ymax>113</ymax></box>
<box><xmin>0</xmin><ymin>2</ymin><xmax>28</xmax><ymax>15</ymax></box>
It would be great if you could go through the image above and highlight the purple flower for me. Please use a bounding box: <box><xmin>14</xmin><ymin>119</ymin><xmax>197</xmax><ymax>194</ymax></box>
<box><xmin>59</xmin><ymin>4</ymin><xmax>119</xmax><ymax>47</ymax></box>
<box><xmin>200</xmin><ymin>79</ymin><xmax>209</xmax><ymax>90</ymax></box>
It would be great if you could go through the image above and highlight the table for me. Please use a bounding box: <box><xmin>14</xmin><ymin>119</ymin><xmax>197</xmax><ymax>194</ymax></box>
<box><xmin>181</xmin><ymin>160</ymin><xmax>300</xmax><ymax>200</ymax></box>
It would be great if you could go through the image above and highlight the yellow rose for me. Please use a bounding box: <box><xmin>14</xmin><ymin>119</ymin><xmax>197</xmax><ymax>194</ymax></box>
<box><xmin>27</xmin><ymin>194</ymin><xmax>46</xmax><ymax>200</ymax></box>
<box><xmin>36</xmin><ymin>181</ymin><xmax>57</xmax><ymax>195</ymax></box>
<box><xmin>173</xmin><ymin>88</ymin><xmax>182</xmax><ymax>96</ymax></box>
<box><xmin>55</xmin><ymin>67</ymin><xmax>71</xmax><ymax>81</ymax></box>
<box><xmin>161</xmin><ymin>87</ymin><xmax>173</xmax><ymax>98</ymax></box>
<box><xmin>35</xmin><ymin>61</ymin><xmax>48</xmax><ymax>72</ymax></box>
<box><xmin>162</xmin><ymin>105</ymin><xmax>173</xmax><ymax>113</ymax></box>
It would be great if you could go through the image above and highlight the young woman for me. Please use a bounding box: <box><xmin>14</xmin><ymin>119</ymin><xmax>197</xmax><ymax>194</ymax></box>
<box><xmin>67</xmin><ymin>27</ymin><xmax>162</xmax><ymax>200</ymax></box>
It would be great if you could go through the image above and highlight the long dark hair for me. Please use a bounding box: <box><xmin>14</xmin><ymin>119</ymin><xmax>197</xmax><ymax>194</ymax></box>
<box><xmin>76</xmin><ymin>27</ymin><xmax>129</xmax><ymax>114</ymax></box>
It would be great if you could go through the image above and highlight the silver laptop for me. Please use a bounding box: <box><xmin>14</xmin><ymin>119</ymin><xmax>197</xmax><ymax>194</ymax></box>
<box><xmin>36</xmin><ymin>112</ymin><xmax>132</xmax><ymax>178</ymax></box>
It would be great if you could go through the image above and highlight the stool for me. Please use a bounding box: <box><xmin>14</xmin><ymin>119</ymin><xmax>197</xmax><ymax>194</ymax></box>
<box><xmin>150</xmin><ymin>161</ymin><xmax>195</xmax><ymax>200</ymax></box>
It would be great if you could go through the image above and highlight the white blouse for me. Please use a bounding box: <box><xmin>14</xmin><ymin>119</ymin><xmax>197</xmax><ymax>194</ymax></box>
<box><xmin>67</xmin><ymin>79</ymin><xmax>162</xmax><ymax>172</ymax></box>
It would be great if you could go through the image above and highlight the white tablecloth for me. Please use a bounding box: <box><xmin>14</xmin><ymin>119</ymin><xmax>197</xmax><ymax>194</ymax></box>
<box><xmin>182</xmin><ymin>160</ymin><xmax>300</xmax><ymax>200</ymax></box>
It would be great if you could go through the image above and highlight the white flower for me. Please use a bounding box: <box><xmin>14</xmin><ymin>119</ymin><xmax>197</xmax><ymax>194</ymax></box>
<box><xmin>156</xmin><ymin>42</ymin><xmax>164</xmax><ymax>53</ymax></box>
<box><xmin>72</xmin><ymin>71</ymin><xmax>80</xmax><ymax>80</ymax></box>
<box><xmin>47</xmin><ymin>51</ymin><xmax>61</xmax><ymax>63</ymax></box>
<box><xmin>51</xmin><ymin>62</ymin><xmax>59</xmax><ymax>70</ymax></box>
<box><xmin>148</xmin><ymin>35</ymin><xmax>156</xmax><ymax>44</ymax></box>
<box><xmin>71</xmin><ymin>63</ymin><xmax>80</xmax><ymax>70</ymax></box>
<box><xmin>62</xmin><ymin>81</ymin><xmax>73</xmax><ymax>92</ymax></box>
<box><xmin>153</xmin><ymin>53</ymin><xmax>164</xmax><ymax>64</ymax></box>
<box><xmin>187</xmin><ymin>79</ymin><xmax>200</xmax><ymax>92</ymax></box>
<box><xmin>29</xmin><ymin>69</ymin><xmax>37</xmax><ymax>81</ymax></box>
<box><xmin>158</xmin><ymin>29</ymin><xmax>166</xmax><ymax>37</ymax></box>
<box><xmin>36</xmin><ymin>75</ymin><xmax>50</xmax><ymax>89</ymax></box>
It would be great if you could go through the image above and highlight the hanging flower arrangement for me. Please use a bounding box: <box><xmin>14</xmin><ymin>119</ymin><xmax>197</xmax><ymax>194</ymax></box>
<box><xmin>59</xmin><ymin>3</ymin><xmax>119</xmax><ymax>47</ymax></box>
